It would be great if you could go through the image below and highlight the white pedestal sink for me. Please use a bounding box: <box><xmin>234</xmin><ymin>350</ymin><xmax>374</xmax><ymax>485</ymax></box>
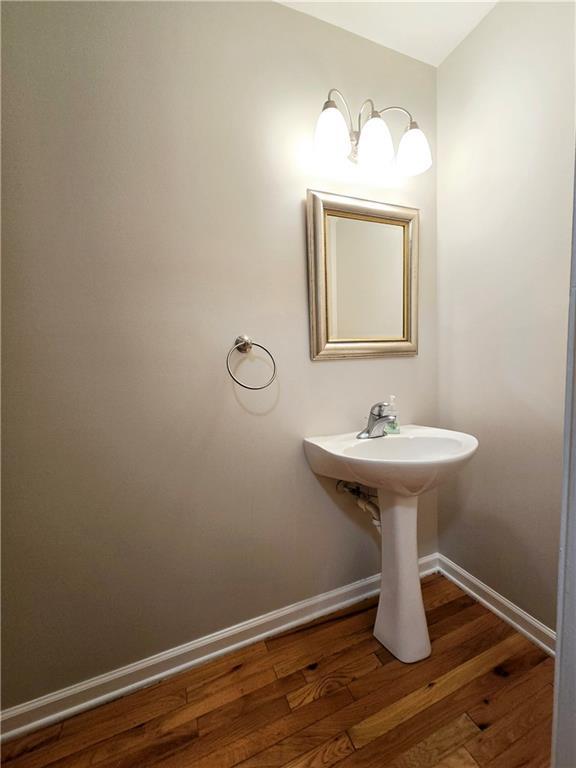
<box><xmin>303</xmin><ymin>425</ymin><xmax>478</xmax><ymax>663</ymax></box>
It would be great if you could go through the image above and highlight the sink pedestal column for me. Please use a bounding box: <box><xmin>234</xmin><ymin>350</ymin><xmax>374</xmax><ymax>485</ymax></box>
<box><xmin>374</xmin><ymin>491</ymin><xmax>431</xmax><ymax>663</ymax></box>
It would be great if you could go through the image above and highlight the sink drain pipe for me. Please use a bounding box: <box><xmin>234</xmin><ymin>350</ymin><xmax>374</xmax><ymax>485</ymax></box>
<box><xmin>336</xmin><ymin>481</ymin><xmax>381</xmax><ymax>531</ymax></box>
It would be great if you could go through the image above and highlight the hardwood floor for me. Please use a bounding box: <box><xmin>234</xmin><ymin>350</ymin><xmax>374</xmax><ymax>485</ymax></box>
<box><xmin>1</xmin><ymin>575</ymin><xmax>554</xmax><ymax>768</ymax></box>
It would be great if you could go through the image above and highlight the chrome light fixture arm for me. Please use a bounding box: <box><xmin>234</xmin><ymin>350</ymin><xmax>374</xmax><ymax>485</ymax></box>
<box><xmin>326</xmin><ymin>88</ymin><xmax>354</xmax><ymax>134</ymax></box>
<box><xmin>357</xmin><ymin>98</ymin><xmax>376</xmax><ymax>134</ymax></box>
<box><xmin>378</xmin><ymin>105</ymin><xmax>418</xmax><ymax>130</ymax></box>
<box><xmin>378</xmin><ymin>105</ymin><xmax>414</xmax><ymax>123</ymax></box>
<box><xmin>323</xmin><ymin>92</ymin><xmax>378</xmax><ymax>159</ymax></box>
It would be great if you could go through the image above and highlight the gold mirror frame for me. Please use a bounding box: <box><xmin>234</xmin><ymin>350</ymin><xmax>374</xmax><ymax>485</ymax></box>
<box><xmin>306</xmin><ymin>189</ymin><xmax>419</xmax><ymax>360</ymax></box>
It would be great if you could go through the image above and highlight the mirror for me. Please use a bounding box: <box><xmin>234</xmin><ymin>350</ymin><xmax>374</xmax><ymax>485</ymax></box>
<box><xmin>306</xmin><ymin>190</ymin><xmax>419</xmax><ymax>359</ymax></box>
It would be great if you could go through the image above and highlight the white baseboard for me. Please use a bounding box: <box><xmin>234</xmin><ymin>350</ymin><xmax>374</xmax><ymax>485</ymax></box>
<box><xmin>0</xmin><ymin>551</ymin><xmax>554</xmax><ymax>742</ymax></box>
<box><xmin>1</xmin><ymin>555</ymin><xmax>435</xmax><ymax>742</ymax></box>
<box><xmin>437</xmin><ymin>553</ymin><xmax>556</xmax><ymax>657</ymax></box>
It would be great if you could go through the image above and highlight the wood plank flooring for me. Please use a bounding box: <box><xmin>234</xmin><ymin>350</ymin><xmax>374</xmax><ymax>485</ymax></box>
<box><xmin>1</xmin><ymin>575</ymin><xmax>554</xmax><ymax>768</ymax></box>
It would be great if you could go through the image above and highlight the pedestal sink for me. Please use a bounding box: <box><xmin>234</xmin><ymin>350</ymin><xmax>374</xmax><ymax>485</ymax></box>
<box><xmin>303</xmin><ymin>425</ymin><xmax>478</xmax><ymax>663</ymax></box>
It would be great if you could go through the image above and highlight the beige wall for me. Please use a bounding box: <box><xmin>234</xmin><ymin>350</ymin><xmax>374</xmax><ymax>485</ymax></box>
<box><xmin>437</xmin><ymin>2</ymin><xmax>574</xmax><ymax>628</ymax></box>
<box><xmin>2</xmin><ymin>2</ymin><xmax>437</xmax><ymax>706</ymax></box>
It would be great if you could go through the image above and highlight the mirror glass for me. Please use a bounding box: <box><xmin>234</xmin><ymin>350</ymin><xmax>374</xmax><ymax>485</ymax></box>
<box><xmin>326</xmin><ymin>213</ymin><xmax>405</xmax><ymax>341</ymax></box>
<box><xmin>306</xmin><ymin>190</ymin><xmax>419</xmax><ymax>360</ymax></box>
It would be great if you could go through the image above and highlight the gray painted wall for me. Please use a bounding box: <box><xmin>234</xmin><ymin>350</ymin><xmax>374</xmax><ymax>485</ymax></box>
<box><xmin>2</xmin><ymin>2</ymin><xmax>438</xmax><ymax>707</ymax></box>
<box><xmin>437</xmin><ymin>2</ymin><xmax>575</xmax><ymax>628</ymax></box>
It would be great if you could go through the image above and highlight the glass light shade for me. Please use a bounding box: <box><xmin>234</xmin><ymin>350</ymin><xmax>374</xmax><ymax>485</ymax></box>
<box><xmin>396</xmin><ymin>125</ymin><xmax>432</xmax><ymax>176</ymax></box>
<box><xmin>314</xmin><ymin>106</ymin><xmax>351</xmax><ymax>163</ymax></box>
<box><xmin>357</xmin><ymin>116</ymin><xmax>394</xmax><ymax>170</ymax></box>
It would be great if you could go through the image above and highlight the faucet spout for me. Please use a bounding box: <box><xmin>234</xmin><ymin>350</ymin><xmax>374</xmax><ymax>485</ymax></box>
<box><xmin>357</xmin><ymin>402</ymin><xmax>398</xmax><ymax>439</ymax></box>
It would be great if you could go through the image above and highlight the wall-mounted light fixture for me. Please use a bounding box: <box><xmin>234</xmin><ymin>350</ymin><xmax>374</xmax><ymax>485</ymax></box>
<box><xmin>315</xmin><ymin>89</ymin><xmax>432</xmax><ymax>177</ymax></box>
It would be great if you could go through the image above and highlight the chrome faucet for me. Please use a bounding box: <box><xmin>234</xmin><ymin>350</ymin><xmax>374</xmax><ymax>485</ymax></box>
<box><xmin>357</xmin><ymin>402</ymin><xmax>398</xmax><ymax>439</ymax></box>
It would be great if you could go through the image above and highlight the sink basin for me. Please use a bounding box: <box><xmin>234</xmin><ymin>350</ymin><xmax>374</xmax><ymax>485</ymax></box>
<box><xmin>304</xmin><ymin>425</ymin><xmax>478</xmax><ymax>496</ymax></box>
<box><xmin>303</xmin><ymin>424</ymin><xmax>478</xmax><ymax>663</ymax></box>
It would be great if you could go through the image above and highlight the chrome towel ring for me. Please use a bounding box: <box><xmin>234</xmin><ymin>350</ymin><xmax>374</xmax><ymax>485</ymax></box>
<box><xmin>226</xmin><ymin>335</ymin><xmax>277</xmax><ymax>391</ymax></box>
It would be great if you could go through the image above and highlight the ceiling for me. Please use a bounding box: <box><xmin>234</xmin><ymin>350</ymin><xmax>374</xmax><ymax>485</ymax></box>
<box><xmin>281</xmin><ymin>2</ymin><xmax>497</xmax><ymax>66</ymax></box>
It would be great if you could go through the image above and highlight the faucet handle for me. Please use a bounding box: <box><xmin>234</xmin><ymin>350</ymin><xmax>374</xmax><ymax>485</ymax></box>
<box><xmin>369</xmin><ymin>402</ymin><xmax>390</xmax><ymax>417</ymax></box>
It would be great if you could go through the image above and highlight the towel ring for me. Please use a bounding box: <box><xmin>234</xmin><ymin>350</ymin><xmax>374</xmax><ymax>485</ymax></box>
<box><xmin>226</xmin><ymin>335</ymin><xmax>277</xmax><ymax>391</ymax></box>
